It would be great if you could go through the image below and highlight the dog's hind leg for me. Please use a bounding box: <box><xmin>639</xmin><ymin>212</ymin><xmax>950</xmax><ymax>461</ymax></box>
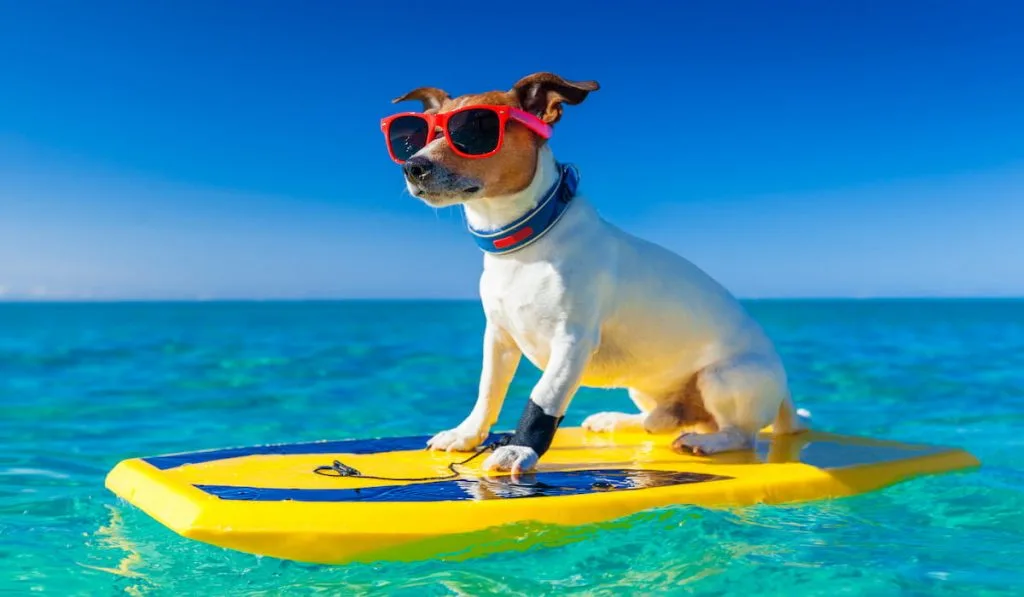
<box><xmin>670</xmin><ymin>353</ymin><xmax>787</xmax><ymax>456</ymax></box>
<box><xmin>642</xmin><ymin>376</ymin><xmax>719</xmax><ymax>435</ymax></box>
<box><xmin>672</xmin><ymin>426</ymin><xmax>753</xmax><ymax>455</ymax></box>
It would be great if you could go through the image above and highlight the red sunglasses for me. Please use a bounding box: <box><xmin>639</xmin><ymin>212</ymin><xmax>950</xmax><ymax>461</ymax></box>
<box><xmin>380</xmin><ymin>104</ymin><xmax>552</xmax><ymax>164</ymax></box>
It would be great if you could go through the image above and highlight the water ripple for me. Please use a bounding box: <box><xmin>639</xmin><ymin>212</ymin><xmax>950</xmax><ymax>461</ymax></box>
<box><xmin>2</xmin><ymin>300</ymin><xmax>1023</xmax><ymax>595</ymax></box>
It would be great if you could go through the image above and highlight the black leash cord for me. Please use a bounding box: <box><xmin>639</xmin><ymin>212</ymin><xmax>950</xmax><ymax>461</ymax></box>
<box><xmin>313</xmin><ymin>434</ymin><xmax>513</xmax><ymax>482</ymax></box>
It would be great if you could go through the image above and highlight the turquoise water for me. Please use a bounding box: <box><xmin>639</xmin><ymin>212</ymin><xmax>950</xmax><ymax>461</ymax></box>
<box><xmin>2</xmin><ymin>300</ymin><xmax>1023</xmax><ymax>595</ymax></box>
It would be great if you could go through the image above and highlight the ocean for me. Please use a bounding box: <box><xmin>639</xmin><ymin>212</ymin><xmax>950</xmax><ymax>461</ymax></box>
<box><xmin>2</xmin><ymin>300</ymin><xmax>1022</xmax><ymax>595</ymax></box>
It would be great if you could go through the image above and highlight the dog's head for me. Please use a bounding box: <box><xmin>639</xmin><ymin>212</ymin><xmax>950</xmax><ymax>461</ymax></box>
<box><xmin>384</xmin><ymin>72</ymin><xmax>598</xmax><ymax>207</ymax></box>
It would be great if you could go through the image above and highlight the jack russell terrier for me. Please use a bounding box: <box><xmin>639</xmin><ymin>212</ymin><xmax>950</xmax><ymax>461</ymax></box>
<box><xmin>380</xmin><ymin>72</ymin><xmax>807</xmax><ymax>476</ymax></box>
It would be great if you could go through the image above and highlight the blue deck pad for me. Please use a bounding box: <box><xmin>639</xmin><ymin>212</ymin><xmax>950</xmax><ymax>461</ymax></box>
<box><xmin>195</xmin><ymin>469</ymin><xmax>732</xmax><ymax>502</ymax></box>
<box><xmin>143</xmin><ymin>433</ymin><xmax>505</xmax><ymax>470</ymax></box>
<box><xmin>144</xmin><ymin>432</ymin><xmax>943</xmax><ymax>472</ymax></box>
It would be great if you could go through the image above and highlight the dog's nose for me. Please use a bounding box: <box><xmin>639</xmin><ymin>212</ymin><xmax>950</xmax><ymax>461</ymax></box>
<box><xmin>403</xmin><ymin>156</ymin><xmax>435</xmax><ymax>181</ymax></box>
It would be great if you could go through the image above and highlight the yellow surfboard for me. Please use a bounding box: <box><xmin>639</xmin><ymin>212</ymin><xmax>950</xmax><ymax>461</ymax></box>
<box><xmin>105</xmin><ymin>427</ymin><xmax>979</xmax><ymax>564</ymax></box>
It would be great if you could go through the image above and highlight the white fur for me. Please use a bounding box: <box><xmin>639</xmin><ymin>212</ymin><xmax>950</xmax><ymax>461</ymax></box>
<box><xmin>674</xmin><ymin>427</ymin><xmax>753</xmax><ymax>455</ymax></box>
<box><xmin>482</xmin><ymin>445</ymin><xmax>537</xmax><ymax>476</ymax></box>
<box><xmin>580</xmin><ymin>411</ymin><xmax>646</xmax><ymax>433</ymax></box>
<box><xmin>425</xmin><ymin>144</ymin><xmax>807</xmax><ymax>472</ymax></box>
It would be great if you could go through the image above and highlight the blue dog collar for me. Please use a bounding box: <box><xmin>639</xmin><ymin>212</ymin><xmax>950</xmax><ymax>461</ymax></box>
<box><xmin>466</xmin><ymin>163</ymin><xmax>580</xmax><ymax>255</ymax></box>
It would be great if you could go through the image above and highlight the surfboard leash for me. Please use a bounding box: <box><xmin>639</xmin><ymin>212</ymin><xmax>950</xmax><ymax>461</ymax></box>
<box><xmin>312</xmin><ymin>433</ymin><xmax>514</xmax><ymax>482</ymax></box>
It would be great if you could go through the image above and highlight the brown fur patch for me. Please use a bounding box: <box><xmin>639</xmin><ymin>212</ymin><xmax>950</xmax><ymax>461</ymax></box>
<box><xmin>511</xmin><ymin>73</ymin><xmax>599</xmax><ymax>125</ymax></box>
<box><xmin>429</xmin><ymin>90</ymin><xmax>541</xmax><ymax>197</ymax></box>
<box><xmin>643</xmin><ymin>373</ymin><xmax>717</xmax><ymax>434</ymax></box>
<box><xmin>391</xmin><ymin>87</ymin><xmax>450</xmax><ymax>111</ymax></box>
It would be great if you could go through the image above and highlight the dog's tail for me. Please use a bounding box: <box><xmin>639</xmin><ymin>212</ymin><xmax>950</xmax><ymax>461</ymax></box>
<box><xmin>773</xmin><ymin>394</ymin><xmax>811</xmax><ymax>434</ymax></box>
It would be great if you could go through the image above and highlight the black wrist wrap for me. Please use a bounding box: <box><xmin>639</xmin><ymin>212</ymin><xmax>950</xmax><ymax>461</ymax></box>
<box><xmin>509</xmin><ymin>400</ymin><xmax>564</xmax><ymax>457</ymax></box>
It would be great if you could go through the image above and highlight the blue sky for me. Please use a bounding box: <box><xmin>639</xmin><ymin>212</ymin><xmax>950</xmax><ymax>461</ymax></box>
<box><xmin>1</xmin><ymin>1</ymin><xmax>1022</xmax><ymax>300</ymax></box>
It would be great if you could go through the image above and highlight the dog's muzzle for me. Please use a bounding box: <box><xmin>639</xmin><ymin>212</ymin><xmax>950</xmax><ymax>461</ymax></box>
<box><xmin>403</xmin><ymin>156</ymin><xmax>480</xmax><ymax>199</ymax></box>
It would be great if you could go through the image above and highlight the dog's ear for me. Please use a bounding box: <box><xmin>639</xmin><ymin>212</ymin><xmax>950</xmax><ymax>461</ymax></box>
<box><xmin>512</xmin><ymin>72</ymin><xmax>599</xmax><ymax>125</ymax></box>
<box><xmin>392</xmin><ymin>87</ymin><xmax>450</xmax><ymax>111</ymax></box>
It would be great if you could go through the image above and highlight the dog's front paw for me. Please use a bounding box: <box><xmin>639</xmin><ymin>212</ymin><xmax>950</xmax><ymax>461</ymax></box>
<box><xmin>426</xmin><ymin>426</ymin><xmax>486</xmax><ymax>452</ymax></box>
<box><xmin>482</xmin><ymin>445</ymin><xmax>538</xmax><ymax>476</ymax></box>
<box><xmin>582</xmin><ymin>411</ymin><xmax>645</xmax><ymax>433</ymax></box>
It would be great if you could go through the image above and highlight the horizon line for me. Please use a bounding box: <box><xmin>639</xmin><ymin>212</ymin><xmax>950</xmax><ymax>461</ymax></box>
<box><xmin>1</xmin><ymin>296</ymin><xmax>1022</xmax><ymax>304</ymax></box>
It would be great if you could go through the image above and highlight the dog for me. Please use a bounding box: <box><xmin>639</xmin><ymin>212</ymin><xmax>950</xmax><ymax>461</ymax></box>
<box><xmin>381</xmin><ymin>72</ymin><xmax>807</xmax><ymax>477</ymax></box>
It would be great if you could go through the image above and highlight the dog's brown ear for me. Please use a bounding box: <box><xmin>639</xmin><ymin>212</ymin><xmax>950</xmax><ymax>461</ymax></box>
<box><xmin>512</xmin><ymin>72</ymin><xmax>599</xmax><ymax>125</ymax></box>
<box><xmin>392</xmin><ymin>87</ymin><xmax>450</xmax><ymax>111</ymax></box>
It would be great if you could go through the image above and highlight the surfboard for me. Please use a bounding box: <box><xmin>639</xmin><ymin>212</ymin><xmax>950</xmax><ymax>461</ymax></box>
<box><xmin>104</xmin><ymin>426</ymin><xmax>979</xmax><ymax>564</ymax></box>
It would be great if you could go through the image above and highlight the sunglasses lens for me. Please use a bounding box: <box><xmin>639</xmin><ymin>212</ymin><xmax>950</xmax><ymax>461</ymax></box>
<box><xmin>447</xmin><ymin>108</ymin><xmax>501</xmax><ymax>156</ymax></box>
<box><xmin>387</xmin><ymin>115</ymin><xmax>430</xmax><ymax>161</ymax></box>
